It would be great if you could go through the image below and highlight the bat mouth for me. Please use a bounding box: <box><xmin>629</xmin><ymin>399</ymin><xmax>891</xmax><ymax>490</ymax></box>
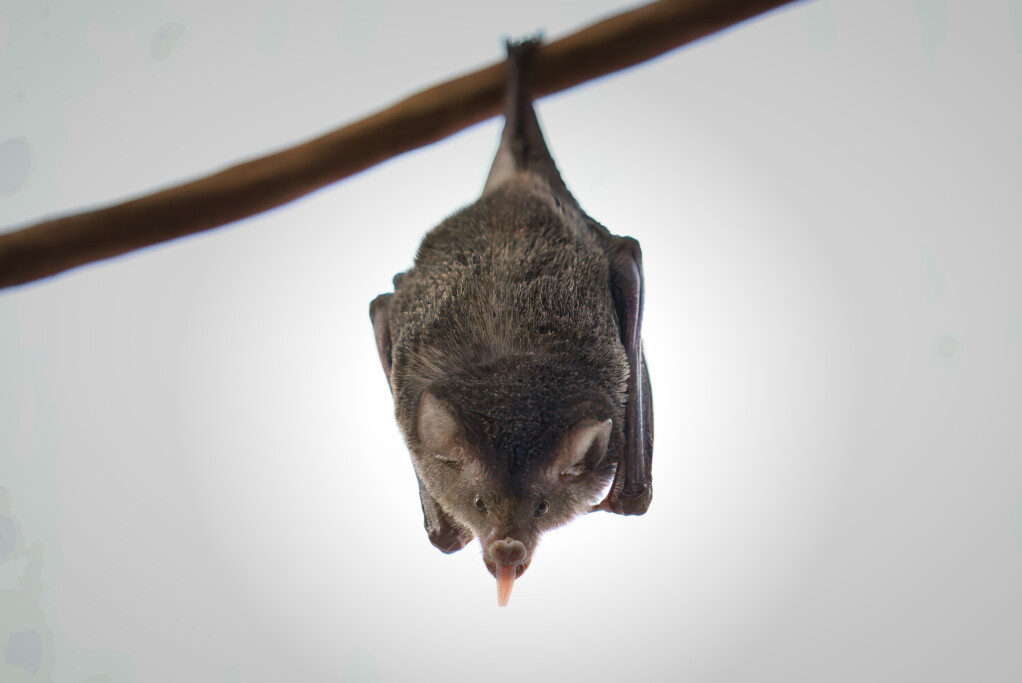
<box><xmin>484</xmin><ymin>559</ymin><xmax>530</xmax><ymax>580</ymax></box>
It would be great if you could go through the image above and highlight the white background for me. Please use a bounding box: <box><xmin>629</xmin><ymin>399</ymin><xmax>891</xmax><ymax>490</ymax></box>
<box><xmin>2</xmin><ymin>1</ymin><xmax>1021</xmax><ymax>681</ymax></box>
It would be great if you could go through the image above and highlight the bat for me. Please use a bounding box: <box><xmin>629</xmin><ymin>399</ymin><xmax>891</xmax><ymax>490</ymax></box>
<box><xmin>369</xmin><ymin>38</ymin><xmax>653</xmax><ymax>606</ymax></box>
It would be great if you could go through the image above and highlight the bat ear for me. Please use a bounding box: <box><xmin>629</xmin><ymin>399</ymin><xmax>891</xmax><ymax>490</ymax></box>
<box><xmin>418</xmin><ymin>391</ymin><xmax>462</xmax><ymax>454</ymax></box>
<box><xmin>369</xmin><ymin>293</ymin><xmax>394</xmax><ymax>383</ymax></box>
<box><xmin>556</xmin><ymin>419</ymin><xmax>612</xmax><ymax>478</ymax></box>
<box><xmin>417</xmin><ymin>477</ymin><xmax>473</xmax><ymax>554</ymax></box>
<box><xmin>601</xmin><ymin>236</ymin><xmax>654</xmax><ymax>515</ymax></box>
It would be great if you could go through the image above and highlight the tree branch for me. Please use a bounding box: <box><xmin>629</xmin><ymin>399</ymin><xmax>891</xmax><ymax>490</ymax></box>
<box><xmin>0</xmin><ymin>0</ymin><xmax>800</xmax><ymax>290</ymax></box>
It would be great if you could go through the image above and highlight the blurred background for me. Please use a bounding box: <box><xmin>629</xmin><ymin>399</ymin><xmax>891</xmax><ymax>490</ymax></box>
<box><xmin>2</xmin><ymin>0</ymin><xmax>1021</xmax><ymax>681</ymax></box>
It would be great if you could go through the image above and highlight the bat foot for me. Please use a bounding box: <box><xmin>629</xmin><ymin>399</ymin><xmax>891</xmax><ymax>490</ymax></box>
<box><xmin>505</xmin><ymin>33</ymin><xmax>543</xmax><ymax>58</ymax></box>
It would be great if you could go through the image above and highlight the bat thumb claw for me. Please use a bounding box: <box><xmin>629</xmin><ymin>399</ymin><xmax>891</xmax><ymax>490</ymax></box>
<box><xmin>592</xmin><ymin>485</ymin><xmax>652</xmax><ymax>515</ymax></box>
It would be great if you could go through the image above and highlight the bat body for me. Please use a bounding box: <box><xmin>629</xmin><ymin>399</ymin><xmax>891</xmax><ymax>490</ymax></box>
<box><xmin>370</xmin><ymin>40</ymin><xmax>652</xmax><ymax>606</ymax></box>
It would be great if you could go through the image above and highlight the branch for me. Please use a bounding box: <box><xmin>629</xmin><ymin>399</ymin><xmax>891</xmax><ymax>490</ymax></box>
<box><xmin>0</xmin><ymin>0</ymin><xmax>800</xmax><ymax>290</ymax></box>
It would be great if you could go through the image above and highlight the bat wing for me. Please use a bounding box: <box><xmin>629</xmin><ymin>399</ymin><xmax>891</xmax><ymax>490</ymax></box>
<box><xmin>371</xmin><ymin>291</ymin><xmax>474</xmax><ymax>552</ymax></box>
<box><xmin>601</xmin><ymin>236</ymin><xmax>654</xmax><ymax>515</ymax></box>
<box><xmin>418</xmin><ymin>479</ymin><xmax>473</xmax><ymax>554</ymax></box>
<box><xmin>369</xmin><ymin>293</ymin><xmax>394</xmax><ymax>382</ymax></box>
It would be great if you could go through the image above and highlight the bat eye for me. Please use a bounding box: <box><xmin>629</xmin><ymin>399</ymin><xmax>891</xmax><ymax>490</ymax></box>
<box><xmin>434</xmin><ymin>454</ymin><xmax>459</xmax><ymax>468</ymax></box>
<box><xmin>474</xmin><ymin>495</ymin><xmax>486</xmax><ymax>512</ymax></box>
<box><xmin>534</xmin><ymin>500</ymin><xmax>549</xmax><ymax>517</ymax></box>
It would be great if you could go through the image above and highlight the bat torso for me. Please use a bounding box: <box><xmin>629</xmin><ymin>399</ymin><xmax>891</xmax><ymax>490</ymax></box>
<box><xmin>387</xmin><ymin>179</ymin><xmax>629</xmax><ymax>482</ymax></box>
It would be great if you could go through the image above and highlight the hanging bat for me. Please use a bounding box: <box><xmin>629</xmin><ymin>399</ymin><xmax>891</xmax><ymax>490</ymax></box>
<box><xmin>369</xmin><ymin>38</ymin><xmax>653</xmax><ymax>606</ymax></box>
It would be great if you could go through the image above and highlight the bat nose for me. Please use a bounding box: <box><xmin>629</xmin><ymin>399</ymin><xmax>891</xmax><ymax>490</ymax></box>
<box><xmin>489</xmin><ymin>538</ymin><xmax>527</xmax><ymax>565</ymax></box>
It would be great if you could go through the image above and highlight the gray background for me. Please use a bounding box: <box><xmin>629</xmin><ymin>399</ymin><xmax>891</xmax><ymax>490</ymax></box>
<box><xmin>2</xmin><ymin>0</ymin><xmax>1021</xmax><ymax>681</ymax></box>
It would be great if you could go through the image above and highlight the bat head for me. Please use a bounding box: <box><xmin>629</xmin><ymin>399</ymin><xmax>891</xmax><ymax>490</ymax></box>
<box><xmin>413</xmin><ymin>379</ymin><xmax>617</xmax><ymax>605</ymax></box>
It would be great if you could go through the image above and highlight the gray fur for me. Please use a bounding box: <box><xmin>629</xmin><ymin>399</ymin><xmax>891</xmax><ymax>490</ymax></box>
<box><xmin>387</xmin><ymin>183</ymin><xmax>629</xmax><ymax>560</ymax></box>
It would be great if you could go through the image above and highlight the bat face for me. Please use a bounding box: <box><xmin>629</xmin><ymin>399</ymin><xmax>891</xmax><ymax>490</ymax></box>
<box><xmin>413</xmin><ymin>389</ymin><xmax>616</xmax><ymax>601</ymax></box>
<box><xmin>369</xmin><ymin>39</ymin><xmax>653</xmax><ymax>605</ymax></box>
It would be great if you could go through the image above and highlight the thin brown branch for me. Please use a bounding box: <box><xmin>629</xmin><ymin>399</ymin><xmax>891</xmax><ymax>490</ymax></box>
<box><xmin>0</xmin><ymin>0</ymin><xmax>800</xmax><ymax>290</ymax></box>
